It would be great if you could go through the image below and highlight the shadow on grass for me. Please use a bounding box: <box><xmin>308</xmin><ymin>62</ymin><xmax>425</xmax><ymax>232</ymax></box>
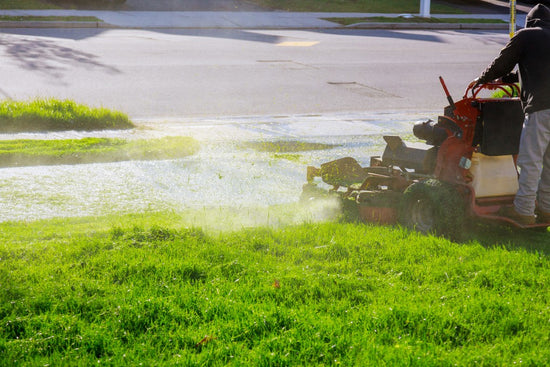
<box><xmin>351</xmin><ymin>219</ymin><xmax>549</xmax><ymax>255</ymax></box>
<box><xmin>463</xmin><ymin>222</ymin><xmax>550</xmax><ymax>255</ymax></box>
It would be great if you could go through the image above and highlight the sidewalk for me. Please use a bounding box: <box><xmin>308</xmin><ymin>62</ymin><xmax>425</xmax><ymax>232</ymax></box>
<box><xmin>0</xmin><ymin>9</ymin><xmax>524</xmax><ymax>30</ymax></box>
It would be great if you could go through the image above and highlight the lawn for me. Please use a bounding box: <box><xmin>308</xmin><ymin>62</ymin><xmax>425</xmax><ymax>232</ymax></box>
<box><xmin>0</xmin><ymin>0</ymin><xmax>59</xmax><ymax>9</ymax></box>
<box><xmin>246</xmin><ymin>0</ymin><xmax>464</xmax><ymax>13</ymax></box>
<box><xmin>1</xmin><ymin>211</ymin><xmax>549</xmax><ymax>365</ymax></box>
<box><xmin>0</xmin><ymin>0</ymin><xmax>122</xmax><ymax>9</ymax></box>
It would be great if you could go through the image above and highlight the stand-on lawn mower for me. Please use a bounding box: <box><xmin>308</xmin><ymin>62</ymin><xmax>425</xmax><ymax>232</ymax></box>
<box><xmin>303</xmin><ymin>78</ymin><xmax>550</xmax><ymax>236</ymax></box>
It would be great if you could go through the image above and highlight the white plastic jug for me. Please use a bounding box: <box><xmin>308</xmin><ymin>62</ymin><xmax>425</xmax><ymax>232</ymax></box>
<box><xmin>469</xmin><ymin>152</ymin><xmax>519</xmax><ymax>198</ymax></box>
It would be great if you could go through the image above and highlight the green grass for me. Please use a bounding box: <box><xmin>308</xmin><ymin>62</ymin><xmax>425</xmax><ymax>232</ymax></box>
<box><xmin>1</xmin><ymin>210</ymin><xmax>549</xmax><ymax>365</ymax></box>
<box><xmin>272</xmin><ymin>153</ymin><xmax>303</xmax><ymax>162</ymax></box>
<box><xmin>0</xmin><ymin>0</ymin><xmax>60</xmax><ymax>9</ymax></box>
<box><xmin>0</xmin><ymin>15</ymin><xmax>100</xmax><ymax>22</ymax></box>
<box><xmin>0</xmin><ymin>136</ymin><xmax>200</xmax><ymax>167</ymax></box>
<box><xmin>0</xmin><ymin>99</ymin><xmax>133</xmax><ymax>133</ymax></box>
<box><xmin>491</xmin><ymin>84</ymin><xmax>521</xmax><ymax>98</ymax></box>
<box><xmin>241</xmin><ymin>140</ymin><xmax>338</xmax><ymax>153</ymax></box>
<box><xmin>0</xmin><ymin>0</ymin><xmax>123</xmax><ymax>10</ymax></box>
<box><xmin>327</xmin><ymin>16</ymin><xmax>506</xmax><ymax>26</ymax></box>
<box><xmin>246</xmin><ymin>0</ymin><xmax>464</xmax><ymax>13</ymax></box>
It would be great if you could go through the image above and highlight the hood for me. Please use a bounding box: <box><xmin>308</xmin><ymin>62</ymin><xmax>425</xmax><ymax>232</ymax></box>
<box><xmin>526</xmin><ymin>3</ymin><xmax>550</xmax><ymax>28</ymax></box>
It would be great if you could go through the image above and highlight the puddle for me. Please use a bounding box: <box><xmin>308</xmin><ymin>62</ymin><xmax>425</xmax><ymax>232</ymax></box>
<box><xmin>0</xmin><ymin>112</ymin><xmax>434</xmax><ymax>223</ymax></box>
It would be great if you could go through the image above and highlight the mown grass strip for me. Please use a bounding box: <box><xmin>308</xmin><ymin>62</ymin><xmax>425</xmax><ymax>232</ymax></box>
<box><xmin>0</xmin><ymin>15</ymin><xmax>101</xmax><ymax>22</ymax></box>
<box><xmin>0</xmin><ymin>215</ymin><xmax>549</xmax><ymax>365</ymax></box>
<box><xmin>0</xmin><ymin>0</ymin><xmax>59</xmax><ymax>9</ymax></box>
<box><xmin>241</xmin><ymin>140</ymin><xmax>338</xmax><ymax>153</ymax></box>
<box><xmin>0</xmin><ymin>136</ymin><xmax>199</xmax><ymax>167</ymax></box>
<box><xmin>0</xmin><ymin>99</ymin><xmax>134</xmax><ymax>133</ymax></box>
<box><xmin>246</xmin><ymin>0</ymin><xmax>464</xmax><ymax>13</ymax></box>
<box><xmin>272</xmin><ymin>153</ymin><xmax>302</xmax><ymax>162</ymax></box>
<box><xmin>0</xmin><ymin>0</ymin><xmax>122</xmax><ymax>10</ymax></box>
<box><xmin>326</xmin><ymin>16</ymin><xmax>506</xmax><ymax>26</ymax></box>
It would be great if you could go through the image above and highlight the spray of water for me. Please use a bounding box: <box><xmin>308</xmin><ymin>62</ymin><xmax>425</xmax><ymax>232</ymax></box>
<box><xmin>0</xmin><ymin>113</ymin><xmax>420</xmax><ymax>226</ymax></box>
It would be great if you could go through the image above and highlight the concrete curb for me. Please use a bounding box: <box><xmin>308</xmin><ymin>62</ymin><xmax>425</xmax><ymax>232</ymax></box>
<box><xmin>345</xmin><ymin>22</ymin><xmax>508</xmax><ymax>30</ymax></box>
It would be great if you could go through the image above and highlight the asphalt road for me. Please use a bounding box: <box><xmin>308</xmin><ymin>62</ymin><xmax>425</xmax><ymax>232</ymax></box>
<box><xmin>0</xmin><ymin>27</ymin><xmax>509</xmax><ymax>120</ymax></box>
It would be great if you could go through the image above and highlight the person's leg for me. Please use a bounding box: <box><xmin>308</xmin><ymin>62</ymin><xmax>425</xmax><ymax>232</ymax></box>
<box><xmin>514</xmin><ymin>109</ymin><xmax>550</xmax><ymax>216</ymax></box>
<box><xmin>536</xmin><ymin>110</ymin><xmax>550</xmax><ymax>214</ymax></box>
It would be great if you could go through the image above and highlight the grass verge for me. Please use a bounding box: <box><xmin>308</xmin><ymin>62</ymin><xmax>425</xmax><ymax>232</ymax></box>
<box><xmin>0</xmin><ymin>136</ymin><xmax>200</xmax><ymax>167</ymax></box>
<box><xmin>0</xmin><ymin>211</ymin><xmax>549</xmax><ymax>365</ymax></box>
<box><xmin>0</xmin><ymin>15</ymin><xmax>100</xmax><ymax>22</ymax></box>
<box><xmin>0</xmin><ymin>0</ymin><xmax>123</xmax><ymax>10</ymax></box>
<box><xmin>246</xmin><ymin>0</ymin><xmax>464</xmax><ymax>13</ymax></box>
<box><xmin>0</xmin><ymin>99</ymin><xmax>133</xmax><ymax>133</ymax></box>
<box><xmin>326</xmin><ymin>16</ymin><xmax>507</xmax><ymax>26</ymax></box>
<box><xmin>0</xmin><ymin>0</ymin><xmax>59</xmax><ymax>9</ymax></box>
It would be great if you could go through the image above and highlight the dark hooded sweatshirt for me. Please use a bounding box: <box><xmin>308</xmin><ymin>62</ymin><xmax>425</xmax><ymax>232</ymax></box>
<box><xmin>478</xmin><ymin>3</ymin><xmax>550</xmax><ymax>114</ymax></box>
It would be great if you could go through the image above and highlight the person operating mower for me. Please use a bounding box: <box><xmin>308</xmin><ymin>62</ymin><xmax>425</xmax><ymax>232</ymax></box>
<box><xmin>473</xmin><ymin>3</ymin><xmax>550</xmax><ymax>225</ymax></box>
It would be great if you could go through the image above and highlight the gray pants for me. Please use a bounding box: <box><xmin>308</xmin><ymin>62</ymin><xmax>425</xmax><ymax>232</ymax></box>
<box><xmin>514</xmin><ymin>108</ymin><xmax>550</xmax><ymax>215</ymax></box>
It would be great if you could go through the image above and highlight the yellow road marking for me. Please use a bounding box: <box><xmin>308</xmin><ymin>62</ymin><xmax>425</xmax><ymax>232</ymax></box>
<box><xmin>276</xmin><ymin>41</ymin><xmax>319</xmax><ymax>47</ymax></box>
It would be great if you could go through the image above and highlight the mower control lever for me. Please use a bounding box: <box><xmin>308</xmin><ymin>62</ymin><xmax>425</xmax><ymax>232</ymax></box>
<box><xmin>439</xmin><ymin>76</ymin><xmax>456</xmax><ymax>111</ymax></box>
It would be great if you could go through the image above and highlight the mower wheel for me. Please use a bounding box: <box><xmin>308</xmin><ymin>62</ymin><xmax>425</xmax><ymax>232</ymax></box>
<box><xmin>399</xmin><ymin>179</ymin><xmax>466</xmax><ymax>238</ymax></box>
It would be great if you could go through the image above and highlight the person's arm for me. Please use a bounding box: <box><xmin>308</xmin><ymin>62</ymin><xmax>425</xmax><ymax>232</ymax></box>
<box><xmin>477</xmin><ymin>32</ymin><xmax>524</xmax><ymax>84</ymax></box>
<box><xmin>502</xmin><ymin>71</ymin><xmax>519</xmax><ymax>83</ymax></box>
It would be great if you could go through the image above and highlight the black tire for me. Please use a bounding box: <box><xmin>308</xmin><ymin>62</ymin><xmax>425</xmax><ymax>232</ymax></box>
<box><xmin>399</xmin><ymin>179</ymin><xmax>466</xmax><ymax>238</ymax></box>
